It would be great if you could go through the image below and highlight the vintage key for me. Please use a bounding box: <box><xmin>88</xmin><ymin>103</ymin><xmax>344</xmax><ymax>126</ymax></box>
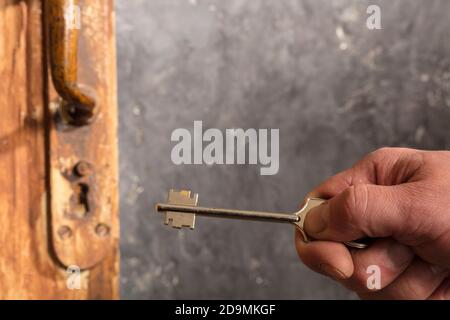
<box><xmin>156</xmin><ymin>189</ymin><xmax>368</xmax><ymax>249</ymax></box>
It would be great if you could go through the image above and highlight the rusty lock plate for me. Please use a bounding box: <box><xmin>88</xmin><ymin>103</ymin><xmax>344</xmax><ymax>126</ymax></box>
<box><xmin>46</xmin><ymin>0</ymin><xmax>118</xmax><ymax>270</ymax></box>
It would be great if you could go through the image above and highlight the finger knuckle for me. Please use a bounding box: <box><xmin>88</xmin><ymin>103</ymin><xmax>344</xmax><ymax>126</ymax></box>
<box><xmin>335</xmin><ymin>184</ymin><xmax>369</xmax><ymax>230</ymax></box>
<box><xmin>369</xmin><ymin>147</ymin><xmax>395</xmax><ymax>160</ymax></box>
<box><xmin>367</xmin><ymin>147</ymin><xmax>417</xmax><ymax>163</ymax></box>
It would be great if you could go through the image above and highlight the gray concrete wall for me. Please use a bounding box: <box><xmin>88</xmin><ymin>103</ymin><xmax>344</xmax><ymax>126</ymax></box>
<box><xmin>116</xmin><ymin>0</ymin><xmax>450</xmax><ymax>299</ymax></box>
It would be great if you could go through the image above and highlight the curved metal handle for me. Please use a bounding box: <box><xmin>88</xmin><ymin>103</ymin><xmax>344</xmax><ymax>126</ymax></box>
<box><xmin>48</xmin><ymin>0</ymin><xmax>96</xmax><ymax>126</ymax></box>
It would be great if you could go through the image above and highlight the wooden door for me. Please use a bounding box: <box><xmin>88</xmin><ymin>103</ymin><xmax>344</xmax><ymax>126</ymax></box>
<box><xmin>0</xmin><ymin>0</ymin><xmax>119</xmax><ymax>299</ymax></box>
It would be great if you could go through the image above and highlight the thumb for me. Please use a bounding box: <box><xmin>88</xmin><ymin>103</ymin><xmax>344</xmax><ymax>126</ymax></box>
<box><xmin>304</xmin><ymin>183</ymin><xmax>412</xmax><ymax>242</ymax></box>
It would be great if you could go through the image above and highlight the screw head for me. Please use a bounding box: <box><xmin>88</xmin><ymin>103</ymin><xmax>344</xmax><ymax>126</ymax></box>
<box><xmin>58</xmin><ymin>226</ymin><xmax>72</xmax><ymax>240</ymax></box>
<box><xmin>95</xmin><ymin>223</ymin><xmax>110</xmax><ymax>237</ymax></box>
<box><xmin>74</xmin><ymin>161</ymin><xmax>91</xmax><ymax>177</ymax></box>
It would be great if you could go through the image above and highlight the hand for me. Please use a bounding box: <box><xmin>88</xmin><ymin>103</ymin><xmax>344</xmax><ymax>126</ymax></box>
<box><xmin>295</xmin><ymin>148</ymin><xmax>450</xmax><ymax>299</ymax></box>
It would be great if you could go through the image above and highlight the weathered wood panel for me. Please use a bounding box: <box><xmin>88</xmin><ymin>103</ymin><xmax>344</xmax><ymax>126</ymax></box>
<box><xmin>0</xmin><ymin>0</ymin><xmax>119</xmax><ymax>299</ymax></box>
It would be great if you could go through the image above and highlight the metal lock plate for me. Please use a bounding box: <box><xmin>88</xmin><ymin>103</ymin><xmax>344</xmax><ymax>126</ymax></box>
<box><xmin>47</xmin><ymin>0</ymin><xmax>118</xmax><ymax>270</ymax></box>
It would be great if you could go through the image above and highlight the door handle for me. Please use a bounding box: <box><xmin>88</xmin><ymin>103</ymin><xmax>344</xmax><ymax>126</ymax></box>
<box><xmin>48</xmin><ymin>0</ymin><xmax>96</xmax><ymax>126</ymax></box>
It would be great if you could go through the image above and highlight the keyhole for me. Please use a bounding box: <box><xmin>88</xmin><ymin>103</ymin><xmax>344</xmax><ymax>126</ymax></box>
<box><xmin>70</xmin><ymin>183</ymin><xmax>90</xmax><ymax>219</ymax></box>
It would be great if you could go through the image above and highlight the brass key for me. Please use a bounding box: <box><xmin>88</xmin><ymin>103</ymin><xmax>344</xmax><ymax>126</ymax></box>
<box><xmin>156</xmin><ymin>189</ymin><xmax>368</xmax><ymax>249</ymax></box>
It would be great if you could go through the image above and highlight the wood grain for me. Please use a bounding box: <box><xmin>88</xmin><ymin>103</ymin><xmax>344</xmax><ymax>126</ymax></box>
<box><xmin>0</xmin><ymin>0</ymin><xmax>119</xmax><ymax>299</ymax></box>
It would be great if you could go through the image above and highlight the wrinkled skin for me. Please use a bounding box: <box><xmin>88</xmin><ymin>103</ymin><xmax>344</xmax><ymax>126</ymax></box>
<box><xmin>295</xmin><ymin>148</ymin><xmax>450</xmax><ymax>299</ymax></box>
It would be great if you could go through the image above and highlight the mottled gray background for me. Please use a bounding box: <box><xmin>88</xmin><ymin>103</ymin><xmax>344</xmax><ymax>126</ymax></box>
<box><xmin>116</xmin><ymin>0</ymin><xmax>450</xmax><ymax>299</ymax></box>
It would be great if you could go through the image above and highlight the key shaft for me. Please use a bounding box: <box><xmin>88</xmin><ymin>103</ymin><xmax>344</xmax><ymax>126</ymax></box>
<box><xmin>156</xmin><ymin>203</ymin><xmax>298</xmax><ymax>224</ymax></box>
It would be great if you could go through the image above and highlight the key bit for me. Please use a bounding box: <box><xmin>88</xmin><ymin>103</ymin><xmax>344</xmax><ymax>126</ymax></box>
<box><xmin>164</xmin><ymin>189</ymin><xmax>198</xmax><ymax>229</ymax></box>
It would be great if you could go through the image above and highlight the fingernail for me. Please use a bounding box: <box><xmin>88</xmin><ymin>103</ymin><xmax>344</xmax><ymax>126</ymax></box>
<box><xmin>385</xmin><ymin>242</ymin><xmax>413</xmax><ymax>270</ymax></box>
<box><xmin>319</xmin><ymin>263</ymin><xmax>348</xmax><ymax>280</ymax></box>
<box><xmin>306</xmin><ymin>204</ymin><xmax>329</xmax><ymax>234</ymax></box>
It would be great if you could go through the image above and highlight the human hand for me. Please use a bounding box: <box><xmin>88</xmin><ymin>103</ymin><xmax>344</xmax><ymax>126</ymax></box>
<box><xmin>295</xmin><ymin>148</ymin><xmax>450</xmax><ymax>299</ymax></box>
